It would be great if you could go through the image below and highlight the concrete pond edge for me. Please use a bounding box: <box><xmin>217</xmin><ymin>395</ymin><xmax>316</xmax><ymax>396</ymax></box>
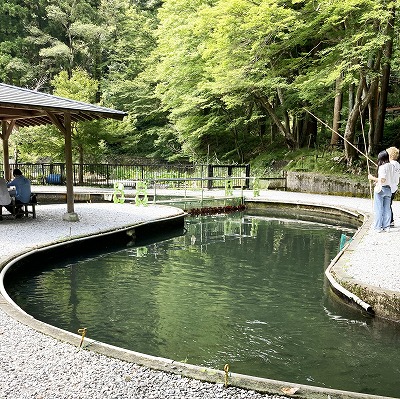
<box><xmin>0</xmin><ymin>204</ymin><xmax>397</xmax><ymax>399</ymax></box>
<box><xmin>327</xmin><ymin>211</ymin><xmax>400</xmax><ymax>323</ymax></box>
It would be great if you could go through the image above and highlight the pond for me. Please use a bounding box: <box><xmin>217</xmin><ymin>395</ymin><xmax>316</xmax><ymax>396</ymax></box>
<box><xmin>5</xmin><ymin>213</ymin><xmax>400</xmax><ymax>397</ymax></box>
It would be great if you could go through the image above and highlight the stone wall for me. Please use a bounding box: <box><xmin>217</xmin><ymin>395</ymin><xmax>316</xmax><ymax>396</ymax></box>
<box><xmin>286</xmin><ymin>171</ymin><xmax>370</xmax><ymax>198</ymax></box>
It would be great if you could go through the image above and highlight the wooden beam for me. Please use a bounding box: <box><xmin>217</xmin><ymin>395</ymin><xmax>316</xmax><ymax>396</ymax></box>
<box><xmin>0</xmin><ymin>108</ymin><xmax>45</xmax><ymax>118</ymax></box>
<box><xmin>46</xmin><ymin>111</ymin><xmax>66</xmax><ymax>135</ymax></box>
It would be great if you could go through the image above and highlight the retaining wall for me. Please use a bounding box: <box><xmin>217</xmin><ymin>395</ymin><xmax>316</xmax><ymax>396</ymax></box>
<box><xmin>286</xmin><ymin>172</ymin><xmax>370</xmax><ymax>197</ymax></box>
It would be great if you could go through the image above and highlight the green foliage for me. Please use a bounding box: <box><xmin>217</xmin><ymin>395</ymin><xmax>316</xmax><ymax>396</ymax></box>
<box><xmin>52</xmin><ymin>69</ymin><xmax>112</xmax><ymax>162</ymax></box>
<box><xmin>381</xmin><ymin>118</ymin><xmax>400</xmax><ymax>149</ymax></box>
<box><xmin>13</xmin><ymin>68</ymin><xmax>109</xmax><ymax>163</ymax></box>
<box><xmin>11</xmin><ymin>125</ymin><xmax>65</xmax><ymax>163</ymax></box>
<box><xmin>3</xmin><ymin>0</ymin><xmax>400</xmax><ymax>169</ymax></box>
<box><xmin>52</xmin><ymin>69</ymin><xmax>97</xmax><ymax>102</ymax></box>
<box><xmin>251</xmin><ymin>145</ymin><xmax>369</xmax><ymax>184</ymax></box>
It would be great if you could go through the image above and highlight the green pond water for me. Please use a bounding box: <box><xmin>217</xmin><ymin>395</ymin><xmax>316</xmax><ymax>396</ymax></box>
<box><xmin>6</xmin><ymin>213</ymin><xmax>400</xmax><ymax>398</ymax></box>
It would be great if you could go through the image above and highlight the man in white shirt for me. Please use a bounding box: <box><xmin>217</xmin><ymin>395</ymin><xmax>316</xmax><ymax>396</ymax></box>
<box><xmin>386</xmin><ymin>147</ymin><xmax>400</xmax><ymax>226</ymax></box>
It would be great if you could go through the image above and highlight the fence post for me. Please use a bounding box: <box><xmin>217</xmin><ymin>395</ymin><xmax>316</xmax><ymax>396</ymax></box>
<box><xmin>283</xmin><ymin>170</ymin><xmax>287</xmax><ymax>191</ymax></box>
<box><xmin>41</xmin><ymin>163</ymin><xmax>46</xmax><ymax>184</ymax></box>
<box><xmin>106</xmin><ymin>164</ymin><xmax>109</xmax><ymax>187</ymax></box>
<box><xmin>245</xmin><ymin>164</ymin><xmax>250</xmax><ymax>189</ymax></box>
<box><xmin>201</xmin><ymin>166</ymin><xmax>204</xmax><ymax>206</ymax></box>
<box><xmin>207</xmin><ymin>164</ymin><xmax>213</xmax><ymax>190</ymax></box>
<box><xmin>184</xmin><ymin>170</ymin><xmax>188</xmax><ymax>199</ymax></box>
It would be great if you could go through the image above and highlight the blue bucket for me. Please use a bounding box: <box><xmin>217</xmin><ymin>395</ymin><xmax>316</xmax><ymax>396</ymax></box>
<box><xmin>46</xmin><ymin>173</ymin><xmax>62</xmax><ymax>185</ymax></box>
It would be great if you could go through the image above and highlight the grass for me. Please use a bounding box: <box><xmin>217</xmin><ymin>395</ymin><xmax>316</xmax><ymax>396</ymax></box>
<box><xmin>250</xmin><ymin>145</ymin><xmax>372</xmax><ymax>184</ymax></box>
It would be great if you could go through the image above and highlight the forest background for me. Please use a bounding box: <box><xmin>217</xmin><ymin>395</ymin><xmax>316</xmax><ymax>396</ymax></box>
<box><xmin>1</xmin><ymin>0</ymin><xmax>400</xmax><ymax>180</ymax></box>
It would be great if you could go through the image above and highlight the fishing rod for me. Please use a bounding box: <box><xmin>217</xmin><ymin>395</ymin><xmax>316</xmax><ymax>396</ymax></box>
<box><xmin>304</xmin><ymin>108</ymin><xmax>377</xmax><ymax>167</ymax></box>
<box><xmin>359</xmin><ymin>105</ymin><xmax>373</xmax><ymax>202</ymax></box>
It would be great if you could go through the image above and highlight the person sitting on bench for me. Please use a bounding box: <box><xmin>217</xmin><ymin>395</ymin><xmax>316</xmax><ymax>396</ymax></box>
<box><xmin>5</xmin><ymin>168</ymin><xmax>31</xmax><ymax>218</ymax></box>
<box><xmin>0</xmin><ymin>177</ymin><xmax>12</xmax><ymax>219</ymax></box>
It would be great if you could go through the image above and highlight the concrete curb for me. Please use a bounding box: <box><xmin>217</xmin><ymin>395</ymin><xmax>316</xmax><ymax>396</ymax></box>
<box><xmin>329</xmin><ymin>213</ymin><xmax>400</xmax><ymax>322</ymax></box>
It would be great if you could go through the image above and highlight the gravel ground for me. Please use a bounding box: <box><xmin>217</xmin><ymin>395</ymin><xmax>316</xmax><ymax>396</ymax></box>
<box><xmin>0</xmin><ymin>202</ymin><xmax>183</xmax><ymax>262</ymax></box>
<box><xmin>0</xmin><ymin>192</ymin><xmax>398</xmax><ymax>399</ymax></box>
<box><xmin>0</xmin><ymin>315</ymin><xmax>282</xmax><ymax>399</ymax></box>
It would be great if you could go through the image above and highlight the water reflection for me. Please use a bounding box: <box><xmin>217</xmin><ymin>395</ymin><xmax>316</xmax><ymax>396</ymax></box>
<box><xmin>6</xmin><ymin>213</ymin><xmax>400</xmax><ymax>397</ymax></box>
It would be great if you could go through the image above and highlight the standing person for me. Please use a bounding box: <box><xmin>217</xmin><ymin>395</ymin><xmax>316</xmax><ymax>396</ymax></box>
<box><xmin>386</xmin><ymin>146</ymin><xmax>400</xmax><ymax>226</ymax></box>
<box><xmin>5</xmin><ymin>168</ymin><xmax>31</xmax><ymax>217</ymax></box>
<box><xmin>368</xmin><ymin>150</ymin><xmax>395</xmax><ymax>232</ymax></box>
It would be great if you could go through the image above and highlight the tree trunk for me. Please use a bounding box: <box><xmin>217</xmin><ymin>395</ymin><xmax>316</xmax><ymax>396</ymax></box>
<box><xmin>374</xmin><ymin>6</ymin><xmax>395</xmax><ymax>151</ymax></box>
<box><xmin>367</xmin><ymin>97</ymin><xmax>377</xmax><ymax>155</ymax></box>
<box><xmin>292</xmin><ymin>116</ymin><xmax>299</xmax><ymax>147</ymax></box>
<box><xmin>332</xmin><ymin>77</ymin><xmax>342</xmax><ymax>145</ymax></box>
<box><xmin>233</xmin><ymin>127</ymin><xmax>244</xmax><ymax>163</ymax></box>
<box><xmin>349</xmin><ymin>83</ymin><xmax>355</xmax><ymax>112</ymax></box>
<box><xmin>270</xmin><ymin>122</ymin><xmax>277</xmax><ymax>144</ymax></box>
<box><xmin>255</xmin><ymin>95</ymin><xmax>296</xmax><ymax>148</ymax></box>
<box><xmin>345</xmin><ymin>50</ymin><xmax>381</xmax><ymax>164</ymax></box>
<box><xmin>344</xmin><ymin>75</ymin><xmax>377</xmax><ymax>162</ymax></box>
<box><xmin>305</xmin><ymin>114</ymin><xmax>317</xmax><ymax>148</ymax></box>
<box><xmin>293</xmin><ymin>112</ymin><xmax>317</xmax><ymax>148</ymax></box>
<box><xmin>78</xmin><ymin>144</ymin><xmax>84</xmax><ymax>185</ymax></box>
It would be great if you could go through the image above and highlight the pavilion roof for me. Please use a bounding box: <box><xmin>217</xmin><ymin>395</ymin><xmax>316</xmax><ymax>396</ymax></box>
<box><xmin>0</xmin><ymin>83</ymin><xmax>127</xmax><ymax>128</ymax></box>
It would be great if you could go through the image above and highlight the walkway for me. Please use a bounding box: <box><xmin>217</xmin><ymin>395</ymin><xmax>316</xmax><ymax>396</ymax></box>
<box><xmin>0</xmin><ymin>189</ymin><xmax>398</xmax><ymax>399</ymax></box>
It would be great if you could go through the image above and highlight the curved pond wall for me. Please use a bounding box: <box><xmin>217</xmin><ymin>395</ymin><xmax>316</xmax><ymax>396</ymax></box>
<box><xmin>326</xmin><ymin>213</ymin><xmax>400</xmax><ymax>322</ymax></box>
<box><xmin>246</xmin><ymin>200</ymin><xmax>400</xmax><ymax>322</ymax></box>
<box><xmin>0</xmin><ymin>202</ymin><xmax>397</xmax><ymax>399</ymax></box>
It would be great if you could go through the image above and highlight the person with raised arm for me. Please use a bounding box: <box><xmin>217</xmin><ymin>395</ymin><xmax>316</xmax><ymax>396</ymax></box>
<box><xmin>368</xmin><ymin>150</ymin><xmax>395</xmax><ymax>232</ymax></box>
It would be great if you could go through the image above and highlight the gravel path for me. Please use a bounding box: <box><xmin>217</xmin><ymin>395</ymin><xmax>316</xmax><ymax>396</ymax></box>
<box><xmin>1</xmin><ymin>314</ymin><xmax>283</xmax><ymax>399</ymax></box>
<box><xmin>0</xmin><ymin>192</ymin><xmax>398</xmax><ymax>399</ymax></box>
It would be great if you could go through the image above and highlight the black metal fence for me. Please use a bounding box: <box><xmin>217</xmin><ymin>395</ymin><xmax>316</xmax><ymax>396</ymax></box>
<box><xmin>9</xmin><ymin>163</ymin><xmax>252</xmax><ymax>189</ymax></box>
<box><xmin>207</xmin><ymin>164</ymin><xmax>251</xmax><ymax>189</ymax></box>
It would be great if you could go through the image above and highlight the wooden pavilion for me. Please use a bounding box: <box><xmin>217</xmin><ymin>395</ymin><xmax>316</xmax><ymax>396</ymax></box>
<box><xmin>0</xmin><ymin>83</ymin><xmax>127</xmax><ymax>221</ymax></box>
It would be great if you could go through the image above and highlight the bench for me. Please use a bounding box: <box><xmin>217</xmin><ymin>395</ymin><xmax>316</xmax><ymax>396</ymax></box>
<box><xmin>21</xmin><ymin>200</ymin><xmax>37</xmax><ymax>218</ymax></box>
<box><xmin>0</xmin><ymin>193</ymin><xmax>37</xmax><ymax>220</ymax></box>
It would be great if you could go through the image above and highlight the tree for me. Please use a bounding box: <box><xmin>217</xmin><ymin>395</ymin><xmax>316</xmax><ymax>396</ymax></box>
<box><xmin>11</xmin><ymin>125</ymin><xmax>65</xmax><ymax>163</ymax></box>
<box><xmin>52</xmin><ymin>69</ymin><xmax>109</xmax><ymax>165</ymax></box>
<box><xmin>4</xmin><ymin>0</ymin><xmax>400</xmax><ymax>167</ymax></box>
<box><xmin>13</xmin><ymin>69</ymin><xmax>107</xmax><ymax>167</ymax></box>
<box><xmin>25</xmin><ymin>0</ymin><xmax>104</xmax><ymax>84</ymax></box>
<box><xmin>291</xmin><ymin>0</ymin><xmax>397</xmax><ymax>163</ymax></box>
<box><xmin>154</xmin><ymin>0</ymin><xmax>320</xmax><ymax>160</ymax></box>
<box><xmin>102</xmin><ymin>2</ymin><xmax>178</xmax><ymax>161</ymax></box>
<box><xmin>0</xmin><ymin>1</ymin><xmax>38</xmax><ymax>86</ymax></box>
<box><xmin>153</xmin><ymin>0</ymin><xmax>256</xmax><ymax>162</ymax></box>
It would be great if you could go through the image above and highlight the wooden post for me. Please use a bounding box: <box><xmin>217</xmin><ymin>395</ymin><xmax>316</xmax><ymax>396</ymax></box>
<box><xmin>63</xmin><ymin>112</ymin><xmax>79</xmax><ymax>221</ymax></box>
<box><xmin>1</xmin><ymin>121</ymin><xmax>15</xmax><ymax>180</ymax></box>
<box><xmin>2</xmin><ymin>121</ymin><xmax>10</xmax><ymax>180</ymax></box>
